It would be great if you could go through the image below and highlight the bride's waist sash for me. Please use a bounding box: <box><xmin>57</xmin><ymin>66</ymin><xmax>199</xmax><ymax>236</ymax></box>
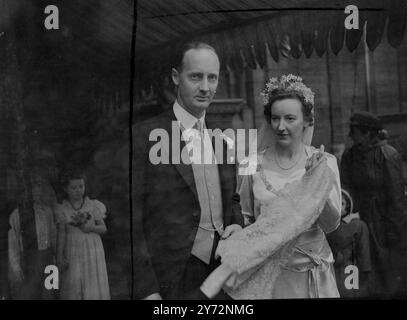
<box><xmin>281</xmin><ymin>225</ymin><xmax>334</xmax><ymax>272</ymax></box>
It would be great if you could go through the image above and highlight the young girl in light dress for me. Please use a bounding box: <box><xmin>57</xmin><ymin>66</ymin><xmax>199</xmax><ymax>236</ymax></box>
<box><xmin>56</xmin><ymin>169</ymin><xmax>110</xmax><ymax>300</ymax></box>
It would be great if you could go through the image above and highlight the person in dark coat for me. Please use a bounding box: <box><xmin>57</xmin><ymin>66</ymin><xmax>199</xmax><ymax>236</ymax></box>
<box><xmin>340</xmin><ymin>111</ymin><xmax>407</xmax><ymax>297</ymax></box>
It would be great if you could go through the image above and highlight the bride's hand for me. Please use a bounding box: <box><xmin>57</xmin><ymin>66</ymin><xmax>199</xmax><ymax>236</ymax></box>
<box><xmin>221</xmin><ymin>224</ymin><xmax>242</xmax><ymax>240</ymax></box>
<box><xmin>215</xmin><ymin>225</ymin><xmax>242</xmax><ymax>260</ymax></box>
<box><xmin>305</xmin><ymin>144</ymin><xmax>325</xmax><ymax>171</ymax></box>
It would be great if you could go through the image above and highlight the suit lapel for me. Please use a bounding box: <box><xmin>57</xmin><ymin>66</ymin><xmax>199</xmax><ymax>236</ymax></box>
<box><xmin>168</xmin><ymin>110</ymin><xmax>235</xmax><ymax>208</ymax></box>
<box><xmin>205</xmin><ymin>117</ymin><xmax>235</xmax><ymax>217</ymax></box>
<box><xmin>167</xmin><ymin>109</ymin><xmax>199</xmax><ymax>200</ymax></box>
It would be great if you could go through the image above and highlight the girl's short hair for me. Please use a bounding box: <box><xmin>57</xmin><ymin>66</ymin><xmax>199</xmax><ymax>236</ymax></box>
<box><xmin>60</xmin><ymin>168</ymin><xmax>87</xmax><ymax>188</ymax></box>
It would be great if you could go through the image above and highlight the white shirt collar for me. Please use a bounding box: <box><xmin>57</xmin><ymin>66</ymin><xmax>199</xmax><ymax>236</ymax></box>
<box><xmin>173</xmin><ymin>100</ymin><xmax>205</xmax><ymax>130</ymax></box>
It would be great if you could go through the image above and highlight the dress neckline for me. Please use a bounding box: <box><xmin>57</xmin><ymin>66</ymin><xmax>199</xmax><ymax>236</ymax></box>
<box><xmin>258</xmin><ymin>145</ymin><xmax>312</xmax><ymax>175</ymax></box>
<box><xmin>63</xmin><ymin>196</ymin><xmax>91</xmax><ymax>211</ymax></box>
<box><xmin>261</xmin><ymin>166</ymin><xmax>305</xmax><ymax>176</ymax></box>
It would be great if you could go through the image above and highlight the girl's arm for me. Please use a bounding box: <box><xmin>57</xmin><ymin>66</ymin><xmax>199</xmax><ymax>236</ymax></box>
<box><xmin>79</xmin><ymin>200</ymin><xmax>107</xmax><ymax>235</ymax></box>
<box><xmin>79</xmin><ymin>218</ymin><xmax>107</xmax><ymax>235</ymax></box>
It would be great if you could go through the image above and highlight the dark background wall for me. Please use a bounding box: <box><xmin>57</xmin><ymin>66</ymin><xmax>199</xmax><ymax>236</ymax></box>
<box><xmin>0</xmin><ymin>0</ymin><xmax>132</xmax><ymax>298</ymax></box>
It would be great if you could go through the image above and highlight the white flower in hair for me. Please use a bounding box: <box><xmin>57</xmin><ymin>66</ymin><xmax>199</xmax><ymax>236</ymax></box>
<box><xmin>261</xmin><ymin>74</ymin><xmax>315</xmax><ymax>107</ymax></box>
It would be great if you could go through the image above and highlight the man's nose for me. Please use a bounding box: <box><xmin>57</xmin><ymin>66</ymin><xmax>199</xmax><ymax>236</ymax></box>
<box><xmin>199</xmin><ymin>78</ymin><xmax>209</xmax><ymax>92</ymax></box>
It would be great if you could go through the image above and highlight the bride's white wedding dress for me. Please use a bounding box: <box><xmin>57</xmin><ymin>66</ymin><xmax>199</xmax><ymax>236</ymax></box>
<box><xmin>216</xmin><ymin>146</ymin><xmax>341</xmax><ymax>299</ymax></box>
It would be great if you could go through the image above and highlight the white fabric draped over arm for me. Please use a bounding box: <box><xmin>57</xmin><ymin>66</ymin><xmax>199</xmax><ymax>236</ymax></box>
<box><xmin>216</xmin><ymin>158</ymin><xmax>337</xmax><ymax>299</ymax></box>
<box><xmin>317</xmin><ymin>155</ymin><xmax>342</xmax><ymax>234</ymax></box>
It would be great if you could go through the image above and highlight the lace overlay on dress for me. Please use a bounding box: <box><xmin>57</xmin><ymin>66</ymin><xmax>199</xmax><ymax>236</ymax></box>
<box><xmin>216</xmin><ymin>151</ymin><xmax>336</xmax><ymax>299</ymax></box>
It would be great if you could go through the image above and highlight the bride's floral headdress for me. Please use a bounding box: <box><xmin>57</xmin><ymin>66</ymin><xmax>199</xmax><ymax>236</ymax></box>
<box><xmin>261</xmin><ymin>74</ymin><xmax>315</xmax><ymax>107</ymax></box>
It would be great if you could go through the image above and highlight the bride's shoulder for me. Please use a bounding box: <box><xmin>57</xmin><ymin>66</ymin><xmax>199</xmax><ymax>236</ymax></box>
<box><xmin>307</xmin><ymin>145</ymin><xmax>335</xmax><ymax>158</ymax></box>
<box><xmin>307</xmin><ymin>146</ymin><xmax>339</xmax><ymax>168</ymax></box>
<box><xmin>324</xmin><ymin>152</ymin><xmax>339</xmax><ymax>171</ymax></box>
<box><xmin>324</xmin><ymin>152</ymin><xmax>337</xmax><ymax>161</ymax></box>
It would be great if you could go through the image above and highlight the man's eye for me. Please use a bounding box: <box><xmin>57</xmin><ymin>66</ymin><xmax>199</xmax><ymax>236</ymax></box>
<box><xmin>190</xmin><ymin>74</ymin><xmax>201</xmax><ymax>80</ymax></box>
<box><xmin>208</xmin><ymin>75</ymin><xmax>217</xmax><ymax>81</ymax></box>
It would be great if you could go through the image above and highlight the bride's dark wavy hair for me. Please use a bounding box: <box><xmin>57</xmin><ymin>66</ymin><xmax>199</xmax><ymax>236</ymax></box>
<box><xmin>264</xmin><ymin>90</ymin><xmax>314</xmax><ymax>126</ymax></box>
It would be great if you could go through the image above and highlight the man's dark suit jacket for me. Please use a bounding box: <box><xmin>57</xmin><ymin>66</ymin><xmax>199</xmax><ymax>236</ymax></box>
<box><xmin>132</xmin><ymin>108</ymin><xmax>243</xmax><ymax>299</ymax></box>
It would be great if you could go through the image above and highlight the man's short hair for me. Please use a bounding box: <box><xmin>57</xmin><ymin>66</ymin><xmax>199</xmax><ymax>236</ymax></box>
<box><xmin>173</xmin><ymin>41</ymin><xmax>219</xmax><ymax>72</ymax></box>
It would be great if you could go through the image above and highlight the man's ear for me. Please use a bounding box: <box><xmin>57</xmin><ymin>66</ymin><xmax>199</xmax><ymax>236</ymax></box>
<box><xmin>303</xmin><ymin>120</ymin><xmax>312</xmax><ymax>128</ymax></box>
<box><xmin>171</xmin><ymin>68</ymin><xmax>179</xmax><ymax>86</ymax></box>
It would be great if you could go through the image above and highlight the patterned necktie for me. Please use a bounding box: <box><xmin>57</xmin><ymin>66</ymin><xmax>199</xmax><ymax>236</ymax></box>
<box><xmin>194</xmin><ymin>119</ymin><xmax>203</xmax><ymax>136</ymax></box>
<box><xmin>188</xmin><ymin>119</ymin><xmax>203</xmax><ymax>163</ymax></box>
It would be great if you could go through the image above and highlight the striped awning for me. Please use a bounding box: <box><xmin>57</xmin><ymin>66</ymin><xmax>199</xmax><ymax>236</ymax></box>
<box><xmin>135</xmin><ymin>0</ymin><xmax>407</xmax><ymax>86</ymax></box>
<box><xmin>1</xmin><ymin>0</ymin><xmax>406</xmax><ymax>92</ymax></box>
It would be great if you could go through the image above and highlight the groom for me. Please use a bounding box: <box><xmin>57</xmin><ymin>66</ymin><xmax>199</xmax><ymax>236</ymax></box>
<box><xmin>133</xmin><ymin>42</ymin><xmax>244</xmax><ymax>300</ymax></box>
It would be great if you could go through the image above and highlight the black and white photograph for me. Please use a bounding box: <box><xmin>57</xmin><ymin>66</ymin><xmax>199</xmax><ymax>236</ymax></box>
<box><xmin>1</xmin><ymin>0</ymin><xmax>407</xmax><ymax>307</ymax></box>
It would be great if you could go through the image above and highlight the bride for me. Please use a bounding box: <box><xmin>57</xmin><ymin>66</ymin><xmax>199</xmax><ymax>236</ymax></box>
<box><xmin>204</xmin><ymin>75</ymin><xmax>342</xmax><ymax>299</ymax></box>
